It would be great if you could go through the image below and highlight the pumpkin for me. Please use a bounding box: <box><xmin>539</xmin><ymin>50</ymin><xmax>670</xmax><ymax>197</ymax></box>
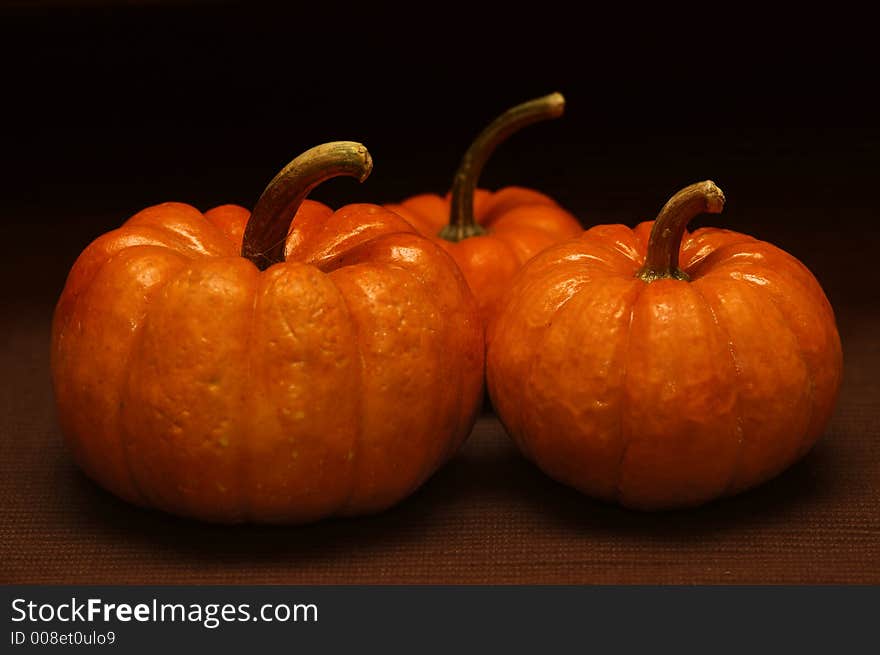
<box><xmin>487</xmin><ymin>181</ymin><xmax>843</xmax><ymax>510</ymax></box>
<box><xmin>51</xmin><ymin>142</ymin><xmax>484</xmax><ymax>524</ymax></box>
<box><xmin>385</xmin><ymin>94</ymin><xmax>583</xmax><ymax>326</ymax></box>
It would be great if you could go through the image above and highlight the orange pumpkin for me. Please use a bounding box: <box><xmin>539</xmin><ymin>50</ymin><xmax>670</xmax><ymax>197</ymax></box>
<box><xmin>386</xmin><ymin>94</ymin><xmax>582</xmax><ymax>326</ymax></box>
<box><xmin>487</xmin><ymin>181</ymin><xmax>843</xmax><ymax>510</ymax></box>
<box><xmin>51</xmin><ymin>142</ymin><xmax>484</xmax><ymax>524</ymax></box>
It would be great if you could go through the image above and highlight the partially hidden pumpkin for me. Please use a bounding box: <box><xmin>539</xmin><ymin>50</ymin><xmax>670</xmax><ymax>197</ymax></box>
<box><xmin>51</xmin><ymin>142</ymin><xmax>484</xmax><ymax>524</ymax></box>
<box><xmin>385</xmin><ymin>94</ymin><xmax>582</xmax><ymax>327</ymax></box>
<box><xmin>487</xmin><ymin>181</ymin><xmax>842</xmax><ymax>510</ymax></box>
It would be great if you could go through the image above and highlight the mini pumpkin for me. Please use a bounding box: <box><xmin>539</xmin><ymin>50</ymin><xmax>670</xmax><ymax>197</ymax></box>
<box><xmin>386</xmin><ymin>94</ymin><xmax>582</xmax><ymax>326</ymax></box>
<box><xmin>51</xmin><ymin>142</ymin><xmax>484</xmax><ymax>524</ymax></box>
<box><xmin>487</xmin><ymin>181</ymin><xmax>842</xmax><ymax>510</ymax></box>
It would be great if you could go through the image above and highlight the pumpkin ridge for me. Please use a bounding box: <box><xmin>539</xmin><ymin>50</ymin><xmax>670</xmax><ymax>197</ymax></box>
<box><xmin>118</xmin><ymin>258</ymin><xmax>194</xmax><ymax>512</ymax></box>
<box><xmin>80</xmin><ymin>245</ymin><xmax>191</xmax><ymax>506</ymax></box>
<box><xmin>612</xmin><ymin>280</ymin><xmax>647</xmax><ymax>504</ymax></box>
<box><xmin>533</xmin><ymin>234</ymin><xmax>639</xmax><ymax>282</ymax></box>
<box><xmin>397</xmin><ymin>195</ymin><xmax>444</xmax><ymax>222</ymax></box>
<box><xmin>684</xmin><ymin>237</ymin><xmax>772</xmax><ymax>279</ymax></box>
<box><xmin>738</xmin><ymin>274</ymin><xmax>818</xmax><ymax>462</ymax></box>
<box><xmin>391</xmin><ymin>262</ymin><xmax>460</xmax><ymax>490</ymax></box>
<box><xmin>681</xmin><ymin>230</ymin><xmax>756</xmax><ymax>271</ymax></box>
<box><xmin>383</xmin><ymin>202</ymin><xmax>443</xmax><ymax>238</ymax></box>
<box><xmin>230</xmin><ymin>264</ymin><xmax>266</xmax><ymax>522</ymax></box>
<box><xmin>573</xmin><ymin>224</ymin><xmax>645</xmax><ymax>264</ymax></box>
<box><xmin>142</xmin><ymin>266</ymin><xmax>190</xmax><ymax>513</ymax></box>
<box><xmin>114</xmin><ymin>249</ymin><xmax>193</xmax><ymax>510</ymax></box>
<box><xmin>523</xmin><ymin>275</ymin><xmax>639</xmax><ymax>499</ymax></box>
<box><xmin>328</xmin><ymin>272</ymin><xmax>365</xmax><ymax>516</ymax></box>
<box><xmin>519</xmin><ymin>275</ymin><xmax>594</xmax><ymax>465</ymax></box>
<box><xmin>123</xmin><ymin>225</ymin><xmax>206</xmax><ymax>258</ymax></box>
<box><xmin>125</xmin><ymin>205</ymin><xmax>232</xmax><ymax>258</ymax></box>
<box><xmin>482</xmin><ymin>227</ymin><xmax>544</xmax><ymax>267</ymax></box>
<box><xmin>484</xmin><ymin>203</ymin><xmax>580</xmax><ymax>239</ymax></box>
<box><xmin>585</xmin><ymin>231</ymin><xmax>648</xmax><ymax>271</ymax></box>
<box><xmin>691</xmin><ymin>280</ymin><xmax>747</xmax><ymax>497</ymax></box>
<box><xmin>305</xmin><ymin>230</ymin><xmax>422</xmax><ymax>273</ymax></box>
<box><xmin>55</xmin><ymin>240</ymin><xmax>138</xmax><ymax>348</ymax></box>
<box><xmin>196</xmin><ymin>207</ymin><xmax>241</xmax><ymax>256</ymax></box>
<box><xmin>740</xmin><ymin>241</ymin><xmax>839</xmax><ymax>319</ymax></box>
<box><xmin>483</xmin><ymin>231</ymin><xmax>526</xmax><ymax>266</ymax></box>
<box><xmin>63</xmin><ymin>226</ymin><xmax>204</xmax><ymax>306</ymax></box>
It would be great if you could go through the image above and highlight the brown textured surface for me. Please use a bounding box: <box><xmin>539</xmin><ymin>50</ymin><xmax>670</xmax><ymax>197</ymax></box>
<box><xmin>1</xmin><ymin>204</ymin><xmax>879</xmax><ymax>585</ymax></box>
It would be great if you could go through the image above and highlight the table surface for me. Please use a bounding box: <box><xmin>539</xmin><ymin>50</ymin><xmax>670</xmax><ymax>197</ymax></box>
<box><xmin>1</xmin><ymin>205</ymin><xmax>878</xmax><ymax>585</ymax></box>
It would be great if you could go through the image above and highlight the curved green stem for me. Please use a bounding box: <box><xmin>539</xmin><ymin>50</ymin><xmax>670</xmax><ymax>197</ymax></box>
<box><xmin>241</xmin><ymin>141</ymin><xmax>373</xmax><ymax>270</ymax></box>
<box><xmin>439</xmin><ymin>93</ymin><xmax>565</xmax><ymax>242</ymax></box>
<box><xmin>636</xmin><ymin>181</ymin><xmax>725</xmax><ymax>282</ymax></box>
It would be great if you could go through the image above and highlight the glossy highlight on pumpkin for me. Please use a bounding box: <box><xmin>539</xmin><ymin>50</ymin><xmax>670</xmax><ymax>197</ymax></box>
<box><xmin>51</xmin><ymin>142</ymin><xmax>484</xmax><ymax>524</ymax></box>
<box><xmin>487</xmin><ymin>181</ymin><xmax>843</xmax><ymax>510</ymax></box>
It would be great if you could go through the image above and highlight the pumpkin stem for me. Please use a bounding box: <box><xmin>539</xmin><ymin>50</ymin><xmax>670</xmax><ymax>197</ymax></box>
<box><xmin>636</xmin><ymin>181</ymin><xmax>726</xmax><ymax>283</ymax></box>
<box><xmin>241</xmin><ymin>141</ymin><xmax>373</xmax><ymax>270</ymax></box>
<box><xmin>440</xmin><ymin>92</ymin><xmax>566</xmax><ymax>242</ymax></box>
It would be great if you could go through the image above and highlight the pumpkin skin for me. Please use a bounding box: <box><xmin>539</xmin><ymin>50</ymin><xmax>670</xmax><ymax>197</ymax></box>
<box><xmin>487</xmin><ymin>182</ymin><xmax>842</xmax><ymax>510</ymax></box>
<box><xmin>386</xmin><ymin>187</ymin><xmax>582</xmax><ymax>323</ymax></box>
<box><xmin>51</xmin><ymin>144</ymin><xmax>484</xmax><ymax>524</ymax></box>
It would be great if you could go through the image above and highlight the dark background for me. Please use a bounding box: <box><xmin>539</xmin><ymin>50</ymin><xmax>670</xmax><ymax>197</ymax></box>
<box><xmin>1</xmin><ymin>2</ymin><xmax>878</xmax><ymax>583</ymax></box>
